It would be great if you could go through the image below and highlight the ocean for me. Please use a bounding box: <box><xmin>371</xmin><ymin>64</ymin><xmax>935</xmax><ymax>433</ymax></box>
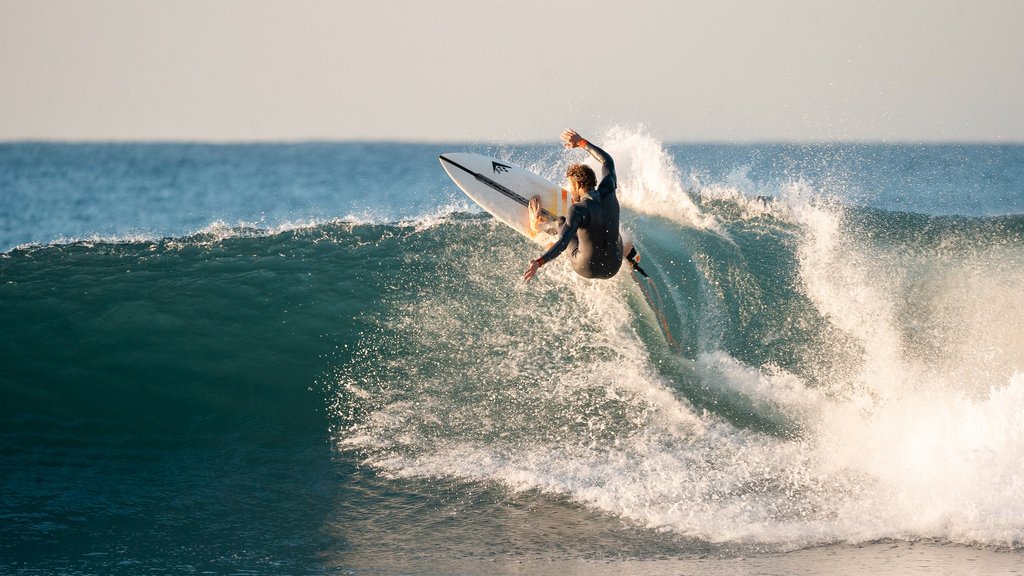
<box><xmin>2</xmin><ymin>129</ymin><xmax>1023</xmax><ymax>575</ymax></box>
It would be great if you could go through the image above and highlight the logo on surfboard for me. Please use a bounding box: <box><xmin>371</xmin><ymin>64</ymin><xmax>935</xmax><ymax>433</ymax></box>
<box><xmin>492</xmin><ymin>161</ymin><xmax>511</xmax><ymax>175</ymax></box>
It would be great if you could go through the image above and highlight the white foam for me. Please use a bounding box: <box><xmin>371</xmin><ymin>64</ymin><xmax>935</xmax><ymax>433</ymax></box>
<box><xmin>814</xmin><ymin>372</ymin><xmax>1024</xmax><ymax>545</ymax></box>
<box><xmin>5</xmin><ymin>200</ymin><xmax>485</xmax><ymax>253</ymax></box>
<box><xmin>695</xmin><ymin>350</ymin><xmax>826</xmax><ymax>427</ymax></box>
<box><xmin>786</xmin><ymin>191</ymin><xmax>1024</xmax><ymax>546</ymax></box>
<box><xmin>699</xmin><ymin>182</ymin><xmax>786</xmax><ymax>222</ymax></box>
<box><xmin>400</xmin><ymin>198</ymin><xmax>479</xmax><ymax>232</ymax></box>
<box><xmin>600</xmin><ymin>125</ymin><xmax>727</xmax><ymax>235</ymax></box>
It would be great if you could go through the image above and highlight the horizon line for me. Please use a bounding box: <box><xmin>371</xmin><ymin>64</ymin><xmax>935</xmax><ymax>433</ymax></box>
<box><xmin>3</xmin><ymin>137</ymin><xmax>1024</xmax><ymax>146</ymax></box>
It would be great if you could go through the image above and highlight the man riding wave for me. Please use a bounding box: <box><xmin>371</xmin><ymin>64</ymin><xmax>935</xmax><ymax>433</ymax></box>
<box><xmin>523</xmin><ymin>129</ymin><xmax>637</xmax><ymax>282</ymax></box>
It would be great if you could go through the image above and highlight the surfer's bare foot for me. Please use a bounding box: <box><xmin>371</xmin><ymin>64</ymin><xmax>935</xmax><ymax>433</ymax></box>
<box><xmin>624</xmin><ymin>243</ymin><xmax>640</xmax><ymax>268</ymax></box>
<box><xmin>528</xmin><ymin>195</ymin><xmax>544</xmax><ymax>233</ymax></box>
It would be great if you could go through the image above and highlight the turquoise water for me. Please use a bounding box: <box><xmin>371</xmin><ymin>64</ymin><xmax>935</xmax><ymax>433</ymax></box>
<box><xmin>2</xmin><ymin>132</ymin><xmax>1024</xmax><ymax>574</ymax></box>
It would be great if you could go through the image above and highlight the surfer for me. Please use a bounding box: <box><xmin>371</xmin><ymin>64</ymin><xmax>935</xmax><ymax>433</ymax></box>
<box><xmin>523</xmin><ymin>129</ymin><xmax>638</xmax><ymax>282</ymax></box>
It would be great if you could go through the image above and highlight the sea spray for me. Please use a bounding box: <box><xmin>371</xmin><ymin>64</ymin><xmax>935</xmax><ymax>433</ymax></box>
<box><xmin>335</xmin><ymin>131</ymin><xmax>1024</xmax><ymax>549</ymax></box>
<box><xmin>603</xmin><ymin>125</ymin><xmax>726</xmax><ymax>235</ymax></box>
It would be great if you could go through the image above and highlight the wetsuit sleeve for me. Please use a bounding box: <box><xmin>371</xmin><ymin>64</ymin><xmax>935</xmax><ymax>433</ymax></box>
<box><xmin>537</xmin><ymin>204</ymin><xmax>589</xmax><ymax>265</ymax></box>
<box><xmin>582</xmin><ymin>142</ymin><xmax>617</xmax><ymax>197</ymax></box>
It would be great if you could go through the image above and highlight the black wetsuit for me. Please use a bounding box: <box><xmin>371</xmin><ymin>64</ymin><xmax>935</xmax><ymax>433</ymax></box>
<box><xmin>537</xmin><ymin>142</ymin><xmax>623</xmax><ymax>279</ymax></box>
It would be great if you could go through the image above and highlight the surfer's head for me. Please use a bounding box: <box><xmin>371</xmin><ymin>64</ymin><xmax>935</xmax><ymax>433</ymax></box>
<box><xmin>566</xmin><ymin>164</ymin><xmax>597</xmax><ymax>201</ymax></box>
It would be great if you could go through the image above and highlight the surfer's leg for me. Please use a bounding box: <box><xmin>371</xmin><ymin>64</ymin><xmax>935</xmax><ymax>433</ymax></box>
<box><xmin>620</xmin><ymin>229</ymin><xmax>640</xmax><ymax>267</ymax></box>
<box><xmin>620</xmin><ymin>233</ymin><xmax>647</xmax><ymax>277</ymax></box>
<box><xmin>625</xmin><ymin>247</ymin><xmax>648</xmax><ymax>277</ymax></box>
<box><xmin>624</xmin><ymin>243</ymin><xmax>640</xmax><ymax>265</ymax></box>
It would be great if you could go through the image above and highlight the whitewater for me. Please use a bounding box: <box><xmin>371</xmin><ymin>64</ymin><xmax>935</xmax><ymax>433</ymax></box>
<box><xmin>2</xmin><ymin>132</ymin><xmax>1023</xmax><ymax>574</ymax></box>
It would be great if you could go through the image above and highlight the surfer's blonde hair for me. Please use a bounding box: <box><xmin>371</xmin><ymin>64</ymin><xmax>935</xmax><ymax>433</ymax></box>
<box><xmin>566</xmin><ymin>164</ymin><xmax>597</xmax><ymax>191</ymax></box>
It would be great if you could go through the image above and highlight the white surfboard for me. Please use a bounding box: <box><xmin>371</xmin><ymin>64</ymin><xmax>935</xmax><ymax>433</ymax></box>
<box><xmin>438</xmin><ymin>153</ymin><xmax>570</xmax><ymax>242</ymax></box>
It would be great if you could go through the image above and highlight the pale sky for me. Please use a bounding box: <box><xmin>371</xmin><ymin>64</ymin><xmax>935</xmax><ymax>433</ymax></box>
<box><xmin>1</xmin><ymin>0</ymin><xmax>1022</xmax><ymax>142</ymax></box>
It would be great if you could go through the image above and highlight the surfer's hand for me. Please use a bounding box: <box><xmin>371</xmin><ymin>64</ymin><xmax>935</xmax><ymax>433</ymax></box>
<box><xmin>523</xmin><ymin>258</ymin><xmax>542</xmax><ymax>283</ymax></box>
<box><xmin>561</xmin><ymin>129</ymin><xmax>585</xmax><ymax>149</ymax></box>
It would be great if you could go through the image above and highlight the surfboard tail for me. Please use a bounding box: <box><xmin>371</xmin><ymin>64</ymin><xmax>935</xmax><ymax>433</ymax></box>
<box><xmin>628</xmin><ymin>257</ymin><xmax>681</xmax><ymax>354</ymax></box>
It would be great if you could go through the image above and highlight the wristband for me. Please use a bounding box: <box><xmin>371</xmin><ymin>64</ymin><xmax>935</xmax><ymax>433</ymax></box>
<box><xmin>577</xmin><ymin>139</ymin><xmax>588</xmax><ymax>149</ymax></box>
<box><xmin>535</xmin><ymin>256</ymin><xmax>545</xmax><ymax>267</ymax></box>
